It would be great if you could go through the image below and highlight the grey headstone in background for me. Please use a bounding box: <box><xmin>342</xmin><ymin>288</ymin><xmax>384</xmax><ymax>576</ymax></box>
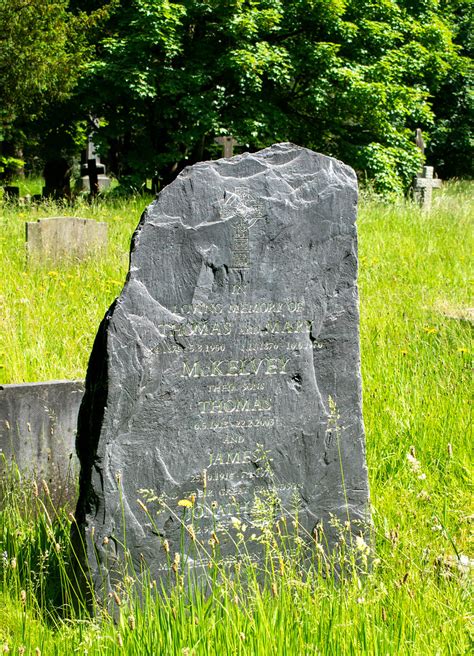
<box><xmin>77</xmin><ymin>134</ymin><xmax>111</xmax><ymax>193</ymax></box>
<box><xmin>0</xmin><ymin>381</ymin><xmax>83</xmax><ymax>490</ymax></box>
<box><xmin>413</xmin><ymin>165</ymin><xmax>442</xmax><ymax>211</ymax></box>
<box><xmin>75</xmin><ymin>143</ymin><xmax>370</xmax><ymax>592</ymax></box>
<box><xmin>26</xmin><ymin>216</ymin><xmax>107</xmax><ymax>262</ymax></box>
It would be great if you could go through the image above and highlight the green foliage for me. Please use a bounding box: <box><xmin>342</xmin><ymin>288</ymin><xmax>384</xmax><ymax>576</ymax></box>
<box><xmin>0</xmin><ymin>0</ymin><xmax>114</xmax><ymax>166</ymax></box>
<box><xmin>0</xmin><ymin>156</ymin><xmax>24</xmax><ymax>176</ymax></box>
<box><xmin>71</xmin><ymin>0</ymin><xmax>469</xmax><ymax>194</ymax></box>
<box><xmin>427</xmin><ymin>0</ymin><xmax>473</xmax><ymax>178</ymax></box>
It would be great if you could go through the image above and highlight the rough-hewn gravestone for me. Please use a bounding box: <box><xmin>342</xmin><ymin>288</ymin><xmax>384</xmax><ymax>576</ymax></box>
<box><xmin>75</xmin><ymin>143</ymin><xmax>370</xmax><ymax>592</ymax></box>
<box><xmin>26</xmin><ymin>217</ymin><xmax>107</xmax><ymax>262</ymax></box>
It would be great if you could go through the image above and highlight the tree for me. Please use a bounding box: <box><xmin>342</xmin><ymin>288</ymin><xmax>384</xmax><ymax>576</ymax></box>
<box><xmin>0</xmin><ymin>0</ymin><xmax>112</xmax><ymax>174</ymax></box>
<box><xmin>427</xmin><ymin>0</ymin><xmax>473</xmax><ymax>178</ymax></box>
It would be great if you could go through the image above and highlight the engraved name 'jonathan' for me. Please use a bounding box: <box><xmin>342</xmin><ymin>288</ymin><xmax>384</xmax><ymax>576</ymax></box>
<box><xmin>181</xmin><ymin>356</ymin><xmax>290</xmax><ymax>379</ymax></box>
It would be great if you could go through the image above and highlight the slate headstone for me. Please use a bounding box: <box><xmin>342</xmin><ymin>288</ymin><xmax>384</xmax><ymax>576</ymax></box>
<box><xmin>75</xmin><ymin>143</ymin><xmax>370</xmax><ymax>593</ymax></box>
<box><xmin>26</xmin><ymin>216</ymin><xmax>107</xmax><ymax>262</ymax></box>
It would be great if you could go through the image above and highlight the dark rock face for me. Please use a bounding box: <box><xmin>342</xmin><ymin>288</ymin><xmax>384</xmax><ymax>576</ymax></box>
<box><xmin>75</xmin><ymin>143</ymin><xmax>370</xmax><ymax>592</ymax></box>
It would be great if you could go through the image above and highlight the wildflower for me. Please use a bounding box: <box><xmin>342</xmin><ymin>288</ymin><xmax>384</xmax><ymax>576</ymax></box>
<box><xmin>47</xmin><ymin>270</ymin><xmax>59</xmax><ymax>278</ymax></box>
<box><xmin>406</xmin><ymin>451</ymin><xmax>421</xmax><ymax>473</ymax></box>
<box><xmin>423</xmin><ymin>326</ymin><xmax>438</xmax><ymax>334</ymax></box>
<box><xmin>189</xmin><ymin>493</ymin><xmax>196</xmax><ymax>505</ymax></box>
<box><xmin>457</xmin><ymin>347</ymin><xmax>468</xmax><ymax>353</ymax></box>
<box><xmin>178</xmin><ymin>499</ymin><xmax>193</xmax><ymax>508</ymax></box>
<box><xmin>400</xmin><ymin>349</ymin><xmax>408</xmax><ymax>355</ymax></box>
<box><xmin>457</xmin><ymin>554</ymin><xmax>474</xmax><ymax>574</ymax></box>
<box><xmin>210</xmin><ymin>531</ymin><xmax>219</xmax><ymax>546</ymax></box>
<box><xmin>355</xmin><ymin>535</ymin><xmax>370</xmax><ymax>555</ymax></box>
<box><xmin>231</xmin><ymin>516</ymin><xmax>242</xmax><ymax>530</ymax></box>
<box><xmin>211</xmin><ymin>501</ymin><xmax>218</xmax><ymax>509</ymax></box>
<box><xmin>172</xmin><ymin>553</ymin><xmax>180</xmax><ymax>573</ymax></box>
<box><xmin>417</xmin><ymin>490</ymin><xmax>431</xmax><ymax>501</ymax></box>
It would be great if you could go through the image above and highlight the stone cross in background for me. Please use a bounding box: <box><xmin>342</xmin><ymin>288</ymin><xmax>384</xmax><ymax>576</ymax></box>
<box><xmin>78</xmin><ymin>128</ymin><xmax>111</xmax><ymax>194</ymax></box>
<box><xmin>214</xmin><ymin>135</ymin><xmax>240</xmax><ymax>158</ymax></box>
<box><xmin>413</xmin><ymin>128</ymin><xmax>442</xmax><ymax>211</ymax></box>
<box><xmin>413</xmin><ymin>166</ymin><xmax>442</xmax><ymax>210</ymax></box>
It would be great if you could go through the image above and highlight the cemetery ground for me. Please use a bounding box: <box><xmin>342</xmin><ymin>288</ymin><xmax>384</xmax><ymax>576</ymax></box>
<box><xmin>0</xmin><ymin>181</ymin><xmax>472</xmax><ymax>654</ymax></box>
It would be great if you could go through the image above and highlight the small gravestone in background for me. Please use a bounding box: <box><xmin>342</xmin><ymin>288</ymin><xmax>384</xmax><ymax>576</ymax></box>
<box><xmin>214</xmin><ymin>135</ymin><xmax>241</xmax><ymax>158</ymax></box>
<box><xmin>77</xmin><ymin>134</ymin><xmax>111</xmax><ymax>194</ymax></box>
<box><xmin>74</xmin><ymin>143</ymin><xmax>370</xmax><ymax>594</ymax></box>
<box><xmin>413</xmin><ymin>166</ymin><xmax>442</xmax><ymax>211</ymax></box>
<box><xmin>412</xmin><ymin>128</ymin><xmax>442</xmax><ymax>211</ymax></box>
<box><xmin>0</xmin><ymin>381</ymin><xmax>83</xmax><ymax>502</ymax></box>
<box><xmin>26</xmin><ymin>217</ymin><xmax>107</xmax><ymax>262</ymax></box>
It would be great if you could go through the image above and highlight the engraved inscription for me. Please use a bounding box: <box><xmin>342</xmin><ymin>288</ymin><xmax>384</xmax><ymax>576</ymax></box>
<box><xmin>181</xmin><ymin>356</ymin><xmax>290</xmax><ymax>378</ymax></box>
<box><xmin>219</xmin><ymin>187</ymin><xmax>265</xmax><ymax>269</ymax></box>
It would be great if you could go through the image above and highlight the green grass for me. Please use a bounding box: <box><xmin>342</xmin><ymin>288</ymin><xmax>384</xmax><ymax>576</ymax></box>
<box><xmin>0</xmin><ymin>181</ymin><xmax>472</xmax><ymax>654</ymax></box>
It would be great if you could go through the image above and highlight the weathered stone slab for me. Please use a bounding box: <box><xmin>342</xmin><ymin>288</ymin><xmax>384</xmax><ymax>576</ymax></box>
<box><xmin>0</xmin><ymin>380</ymin><xmax>83</xmax><ymax>488</ymax></box>
<box><xmin>75</xmin><ymin>143</ymin><xmax>370</xmax><ymax>592</ymax></box>
<box><xmin>412</xmin><ymin>165</ymin><xmax>442</xmax><ymax>211</ymax></box>
<box><xmin>26</xmin><ymin>216</ymin><xmax>107</xmax><ymax>262</ymax></box>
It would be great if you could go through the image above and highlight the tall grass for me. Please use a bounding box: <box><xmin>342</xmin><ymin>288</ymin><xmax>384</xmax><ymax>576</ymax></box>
<box><xmin>0</xmin><ymin>181</ymin><xmax>472</xmax><ymax>654</ymax></box>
